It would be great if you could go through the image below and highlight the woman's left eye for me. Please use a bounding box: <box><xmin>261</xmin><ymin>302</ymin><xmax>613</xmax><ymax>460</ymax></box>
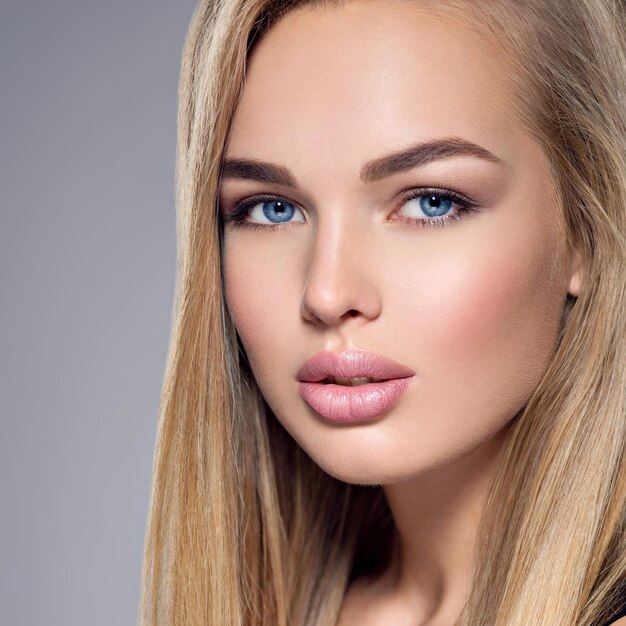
<box><xmin>393</xmin><ymin>188</ymin><xmax>480</xmax><ymax>228</ymax></box>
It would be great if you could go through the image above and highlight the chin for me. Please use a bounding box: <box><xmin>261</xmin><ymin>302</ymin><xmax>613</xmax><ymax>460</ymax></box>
<box><xmin>305</xmin><ymin>450</ymin><xmax>424</xmax><ymax>487</ymax></box>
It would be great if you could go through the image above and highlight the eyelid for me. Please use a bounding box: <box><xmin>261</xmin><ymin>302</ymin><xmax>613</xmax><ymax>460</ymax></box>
<box><xmin>394</xmin><ymin>185</ymin><xmax>478</xmax><ymax>210</ymax></box>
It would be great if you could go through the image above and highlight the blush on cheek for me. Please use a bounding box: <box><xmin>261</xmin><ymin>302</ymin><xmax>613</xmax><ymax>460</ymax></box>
<box><xmin>418</xmin><ymin>237</ymin><xmax>562</xmax><ymax>377</ymax></box>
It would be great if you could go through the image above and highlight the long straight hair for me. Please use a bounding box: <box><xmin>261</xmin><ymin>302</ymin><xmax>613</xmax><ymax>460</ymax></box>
<box><xmin>139</xmin><ymin>1</ymin><xmax>626</xmax><ymax>624</ymax></box>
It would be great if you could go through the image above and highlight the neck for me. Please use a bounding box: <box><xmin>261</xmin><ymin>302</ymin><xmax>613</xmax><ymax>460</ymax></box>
<box><xmin>380</xmin><ymin>422</ymin><xmax>511</xmax><ymax>624</ymax></box>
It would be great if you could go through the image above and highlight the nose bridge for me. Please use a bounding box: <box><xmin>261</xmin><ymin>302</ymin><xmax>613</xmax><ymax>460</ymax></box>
<box><xmin>301</xmin><ymin>209</ymin><xmax>380</xmax><ymax>326</ymax></box>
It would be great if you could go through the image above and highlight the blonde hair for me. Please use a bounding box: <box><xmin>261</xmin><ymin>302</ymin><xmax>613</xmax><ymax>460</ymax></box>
<box><xmin>139</xmin><ymin>0</ymin><xmax>626</xmax><ymax>624</ymax></box>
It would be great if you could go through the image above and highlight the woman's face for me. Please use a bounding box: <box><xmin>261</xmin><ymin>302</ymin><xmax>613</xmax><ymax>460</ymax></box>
<box><xmin>218</xmin><ymin>0</ymin><xmax>581</xmax><ymax>484</ymax></box>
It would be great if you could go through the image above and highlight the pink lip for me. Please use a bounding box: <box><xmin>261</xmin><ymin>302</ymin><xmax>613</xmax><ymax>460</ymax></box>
<box><xmin>296</xmin><ymin>348</ymin><xmax>415</xmax><ymax>422</ymax></box>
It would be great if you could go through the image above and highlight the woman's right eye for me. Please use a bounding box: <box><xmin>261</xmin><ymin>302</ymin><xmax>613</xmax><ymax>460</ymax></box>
<box><xmin>223</xmin><ymin>196</ymin><xmax>305</xmax><ymax>231</ymax></box>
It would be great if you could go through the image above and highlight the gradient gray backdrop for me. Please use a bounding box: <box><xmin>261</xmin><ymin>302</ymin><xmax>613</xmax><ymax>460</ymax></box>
<box><xmin>1</xmin><ymin>2</ymin><xmax>198</xmax><ymax>624</ymax></box>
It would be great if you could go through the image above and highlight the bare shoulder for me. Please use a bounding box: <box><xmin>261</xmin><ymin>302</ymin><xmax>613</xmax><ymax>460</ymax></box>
<box><xmin>608</xmin><ymin>617</ymin><xmax>626</xmax><ymax>625</ymax></box>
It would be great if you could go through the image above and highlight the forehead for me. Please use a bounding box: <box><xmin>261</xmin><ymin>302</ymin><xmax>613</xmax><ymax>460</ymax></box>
<box><xmin>226</xmin><ymin>0</ymin><xmax>522</xmax><ymax>177</ymax></box>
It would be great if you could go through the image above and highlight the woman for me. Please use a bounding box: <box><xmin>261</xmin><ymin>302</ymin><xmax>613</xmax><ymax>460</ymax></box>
<box><xmin>140</xmin><ymin>0</ymin><xmax>626</xmax><ymax>624</ymax></box>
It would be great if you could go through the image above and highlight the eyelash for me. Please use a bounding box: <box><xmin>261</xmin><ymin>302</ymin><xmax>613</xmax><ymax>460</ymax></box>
<box><xmin>221</xmin><ymin>187</ymin><xmax>480</xmax><ymax>232</ymax></box>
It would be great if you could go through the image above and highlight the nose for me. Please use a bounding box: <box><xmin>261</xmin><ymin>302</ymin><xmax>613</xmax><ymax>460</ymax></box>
<box><xmin>300</xmin><ymin>218</ymin><xmax>382</xmax><ymax>327</ymax></box>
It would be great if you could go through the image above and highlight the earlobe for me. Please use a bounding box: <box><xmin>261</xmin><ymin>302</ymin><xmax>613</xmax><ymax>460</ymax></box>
<box><xmin>567</xmin><ymin>249</ymin><xmax>584</xmax><ymax>297</ymax></box>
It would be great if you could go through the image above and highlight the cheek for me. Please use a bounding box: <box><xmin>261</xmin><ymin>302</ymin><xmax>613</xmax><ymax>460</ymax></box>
<box><xmin>399</xmin><ymin>225</ymin><xmax>566</xmax><ymax>418</ymax></box>
<box><xmin>222</xmin><ymin>242</ymin><xmax>297</xmax><ymax>368</ymax></box>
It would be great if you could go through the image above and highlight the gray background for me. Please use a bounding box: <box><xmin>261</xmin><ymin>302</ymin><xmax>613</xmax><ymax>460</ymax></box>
<box><xmin>1</xmin><ymin>1</ymin><xmax>198</xmax><ymax>624</ymax></box>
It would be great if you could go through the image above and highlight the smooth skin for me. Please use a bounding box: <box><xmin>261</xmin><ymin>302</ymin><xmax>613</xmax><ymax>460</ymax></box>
<box><xmin>218</xmin><ymin>1</ymin><xmax>584</xmax><ymax>624</ymax></box>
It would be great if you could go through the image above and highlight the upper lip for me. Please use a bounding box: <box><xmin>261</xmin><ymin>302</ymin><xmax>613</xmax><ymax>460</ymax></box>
<box><xmin>296</xmin><ymin>348</ymin><xmax>415</xmax><ymax>383</ymax></box>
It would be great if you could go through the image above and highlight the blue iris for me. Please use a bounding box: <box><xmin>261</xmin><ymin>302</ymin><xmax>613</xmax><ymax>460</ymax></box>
<box><xmin>419</xmin><ymin>194</ymin><xmax>453</xmax><ymax>217</ymax></box>
<box><xmin>262</xmin><ymin>200</ymin><xmax>296</xmax><ymax>223</ymax></box>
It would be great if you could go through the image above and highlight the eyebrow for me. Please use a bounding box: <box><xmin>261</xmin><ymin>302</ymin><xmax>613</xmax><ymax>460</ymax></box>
<box><xmin>219</xmin><ymin>136</ymin><xmax>503</xmax><ymax>188</ymax></box>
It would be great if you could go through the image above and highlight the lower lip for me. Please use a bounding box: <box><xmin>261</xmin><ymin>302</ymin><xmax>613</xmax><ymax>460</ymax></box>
<box><xmin>297</xmin><ymin>377</ymin><xmax>414</xmax><ymax>422</ymax></box>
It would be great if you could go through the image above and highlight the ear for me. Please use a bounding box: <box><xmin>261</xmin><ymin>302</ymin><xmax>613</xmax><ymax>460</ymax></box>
<box><xmin>567</xmin><ymin>248</ymin><xmax>584</xmax><ymax>298</ymax></box>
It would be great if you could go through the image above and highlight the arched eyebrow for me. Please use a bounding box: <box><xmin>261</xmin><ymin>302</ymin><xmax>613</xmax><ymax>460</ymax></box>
<box><xmin>219</xmin><ymin>136</ymin><xmax>504</xmax><ymax>188</ymax></box>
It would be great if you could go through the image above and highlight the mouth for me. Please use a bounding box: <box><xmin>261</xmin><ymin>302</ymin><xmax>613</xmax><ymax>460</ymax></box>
<box><xmin>296</xmin><ymin>345</ymin><xmax>415</xmax><ymax>422</ymax></box>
